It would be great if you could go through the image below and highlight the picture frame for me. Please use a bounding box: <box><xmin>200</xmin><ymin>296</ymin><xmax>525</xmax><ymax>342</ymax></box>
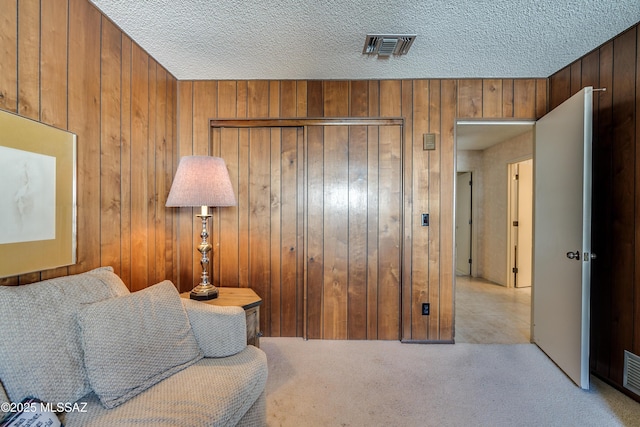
<box><xmin>0</xmin><ymin>110</ymin><xmax>77</xmax><ymax>278</ymax></box>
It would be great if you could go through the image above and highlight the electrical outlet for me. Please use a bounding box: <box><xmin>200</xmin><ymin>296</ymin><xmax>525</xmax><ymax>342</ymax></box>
<box><xmin>422</xmin><ymin>213</ymin><xmax>429</xmax><ymax>227</ymax></box>
<box><xmin>422</xmin><ymin>303</ymin><xmax>430</xmax><ymax>315</ymax></box>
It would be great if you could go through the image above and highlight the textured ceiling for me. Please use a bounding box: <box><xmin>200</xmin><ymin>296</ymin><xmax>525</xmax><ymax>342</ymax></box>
<box><xmin>90</xmin><ymin>0</ymin><xmax>640</xmax><ymax>81</ymax></box>
<box><xmin>456</xmin><ymin>121</ymin><xmax>534</xmax><ymax>151</ymax></box>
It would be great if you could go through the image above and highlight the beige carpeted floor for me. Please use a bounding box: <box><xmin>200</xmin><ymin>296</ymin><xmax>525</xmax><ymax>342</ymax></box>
<box><xmin>262</xmin><ymin>338</ymin><xmax>640</xmax><ymax>427</ymax></box>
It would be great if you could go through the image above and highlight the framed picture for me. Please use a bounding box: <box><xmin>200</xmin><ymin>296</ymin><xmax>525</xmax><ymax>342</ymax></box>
<box><xmin>0</xmin><ymin>110</ymin><xmax>77</xmax><ymax>278</ymax></box>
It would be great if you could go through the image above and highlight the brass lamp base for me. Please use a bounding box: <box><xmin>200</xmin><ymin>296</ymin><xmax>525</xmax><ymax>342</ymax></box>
<box><xmin>190</xmin><ymin>284</ymin><xmax>219</xmax><ymax>300</ymax></box>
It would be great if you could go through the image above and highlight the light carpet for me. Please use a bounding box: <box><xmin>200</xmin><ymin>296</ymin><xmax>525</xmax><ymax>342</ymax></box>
<box><xmin>262</xmin><ymin>338</ymin><xmax>640</xmax><ymax>427</ymax></box>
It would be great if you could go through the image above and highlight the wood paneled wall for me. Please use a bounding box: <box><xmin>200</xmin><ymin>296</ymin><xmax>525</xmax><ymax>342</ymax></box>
<box><xmin>0</xmin><ymin>0</ymin><xmax>178</xmax><ymax>290</ymax></box>
<box><xmin>1</xmin><ymin>0</ymin><xmax>549</xmax><ymax>342</ymax></box>
<box><xmin>178</xmin><ymin>78</ymin><xmax>547</xmax><ymax>341</ymax></box>
<box><xmin>549</xmin><ymin>22</ymin><xmax>640</xmax><ymax>401</ymax></box>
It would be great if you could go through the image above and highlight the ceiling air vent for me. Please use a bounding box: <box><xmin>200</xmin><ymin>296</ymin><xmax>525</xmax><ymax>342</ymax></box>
<box><xmin>363</xmin><ymin>34</ymin><xmax>416</xmax><ymax>57</ymax></box>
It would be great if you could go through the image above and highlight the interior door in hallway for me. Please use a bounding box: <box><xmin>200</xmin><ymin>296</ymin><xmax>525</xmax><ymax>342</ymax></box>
<box><xmin>456</xmin><ymin>172</ymin><xmax>472</xmax><ymax>276</ymax></box>
<box><xmin>508</xmin><ymin>159</ymin><xmax>533</xmax><ymax>288</ymax></box>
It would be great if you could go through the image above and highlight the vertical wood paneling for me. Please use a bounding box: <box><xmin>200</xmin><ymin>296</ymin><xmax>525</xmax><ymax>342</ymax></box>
<box><xmin>570</xmin><ymin>61</ymin><xmax>582</xmax><ymax>95</ymax></box>
<box><xmin>457</xmin><ymin>79</ymin><xmax>482</xmax><ymax>118</ymax></box>
<box><xmin>270</xmin><ymin>125</ymin><xmax>283</xmax><ymax>337</ymax></box>
<box><xmin>322</xmin><ymin>125</ymin><xmax>349</xmax><ymax>339</ymax></box>
<box><xmin>535</xmin><ymin>79</ymin><xmax>548</xmax><ymax>119</ymax></box>
<box><xmin>550</xmin><ymin>23</ymin><xmax>640</xmax><ymax>402</ymax></box>
<box><xmin>192</xmin><ymin>81</ymin><xmax>217</xmax><ymax>288</ymax></box>
<box><xmin>280</xmin><ymin>127</ymin><xmax>300</xmax><ymax>336</ymax></box>
<box><xmin>280</xmin><ymin>82</ymin><xmax>301</xmax><ymax>337</ymax></box>
<box><xmin>367</xmin><ymin>81</ymin><xmax>380</xmax><ymax>339</ymax></box>
<box><xmin>146</xmin><ymin>60</ymin><xmax>157</xmax><ymax>286</ymax></box>
<box><xmin>100</xmin><ymin>18</ymin><xmax>122</xmax><ymax>275</ymax></box>
<box><xmin>217</xmin><ymin>82</ymin><xmax>240</xmax><ymax>288</ymax></box>
<box><xmin>610</xmin><ymin>27</ymin><xmax>636</xmax><ymax>384</ymax></box>
<box><xmin>427</xmin><ymin>80</ymin><xmax>442</xmax><ymax>340</ymax></box>
<box><xmin>15</xmin><ymin>0</ymin><xmax>42</xmax><ymax>285</ymax></box>
<box><xmin>17</xmin><ymin>0</ymin><xmax>40</xmax><ymax>120</ymax></box>
<box><xmin>296</xmin><ymin>127</ymin><xmax>306</xmax><ymax>337</ymax></box>
<box><xmin>3</xmin><ymin>0</ymin><xmax>553</xmax><ymax>345</ymax></box>
<box><xmin>502</xmin><ymin>79</ymin><xmax>514</xmax><ymax>117</ymax></box>
<box><xmin>40</xmin><ymin>0</ymin><xmax>68</xmax><ymax>129</ymax></box>
<box><xmin>401</xmin><ymin>80</ymin><xmax>414</xmax><ymax>341</ymax></box>
<box><xmin>439</xmin><ymin>79</ymin><xmax>457</xmax><ymax>341</ymax></box>
<box><xmin>155</xmin><ymin>66</ymin><xmax>168</xmax><ymax>284</ymax></box>
<box><xmin>513</xmin><ymin>79</ymin><xmax>536</xmax><ymax>118</ymax></box>
<box><xmin>269</xmin><ymin>82</ymin><xmax>283</xmax><ymax>337</ymax></box>
<box><xmin>593</xmin><ymin>40</ymin><xmax>614</xmax><ymax>378</ymax></box>
<box><xmin>280</xmin><ymin>80</ymin><xmax>297</xmax><ymax>117</ymax></box>
<box><xmin>550</xmin><ymin>67</ymin><xmax>571</xmax><ymax>110</ymax></box>
<box><xmin>635</xmin><ymin>28</ymin><xmax>640</xmax><ymax>361</ymax></box>
<box><xmin>411</xmin><ymin>80</ymin><xmax>430</xmax><ymax>340</ymax></box>
<box><xmin>1</xmin><ymin>0</ymin><xmax>178</xmax><ymax>292</ymax></box>
<box><xmin>348</xmin><ymin>83</ymin><xmax>371</xmax><ymax>339</ymax></box>
<box><xmin>186</xmin><ymin>76</ymin><xmax>546</xmax><ymax>342</ymax></box>
<box><xmin>68</xmin><ymin>0</ymin><xmax>101</xmax><ymax>275</ymax></box>
<box><xmin>306</xmin><ymin>125</ymin><xmax>324</xmax><ymax>338</ymax></box>
<box><xmin>348</xmin><ymin>124</ymin><xmax>368</xmax><ymax>339</ymax></box>
<box><xmin>129</xmin><ymin>43</ymin><xmax>149</xmax><ymax>291</ymax></box>
<box><xmin>238</xmin><ymin>127</ymin><xmax>250</xmax><ymax>289</ymax></box>
<box><xmin>177</xmin><ymin>81</ymin><xmax>194</xmax><ymax>292</ymax></box>
<box><xmin>237</xmin><ymin>83</ymin><xmax>250</xmax><ymax>290</ymax></box>
<box><xmin>0</xmin><ymin>0</ymin><xmax>18</xmax><ymax>113</ymax></box>
<box><xmin>120</xmin><ymin>35</ymin><xmax>133</xmax><ymax>288</ymax></box>
<box><xmin>249</xmin><ymin>128</ymin><xmax>272</xmax><ymax>334</ymax></box>
<box><xmin>307</xmin><ymin>81</ymin><xmax>323</xmax><ymax>116</ymax></box>
<box><xmin>39</xmin><ymin>0</ymin><xmax>70</xmax><ymax>281</ymax></box>
<box><xmin>482</xmin><ymin>79</ymin><xmax>502</xmax><ymax>118</ymax></box>
<box><xmin>378</xmin><ymin>80</ymin><xmax>402</xmax><ymax>339</ymax></box>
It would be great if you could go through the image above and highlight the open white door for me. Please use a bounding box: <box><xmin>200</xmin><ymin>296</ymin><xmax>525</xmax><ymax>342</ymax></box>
<box><xmin>533</xmin><ymin>86</ymin><xmax>593</xmax><ymax>389</ymax></box>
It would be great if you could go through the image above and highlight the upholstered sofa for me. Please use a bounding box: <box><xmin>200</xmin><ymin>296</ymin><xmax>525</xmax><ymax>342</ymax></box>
<box><xmin>0</xmin><ymin>267</ymin><xmax>267</xmax><ymax>426</ymax></box>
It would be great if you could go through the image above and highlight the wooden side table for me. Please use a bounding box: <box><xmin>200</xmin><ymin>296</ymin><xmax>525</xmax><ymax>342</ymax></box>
<box><xmin>181</xmin><ymin>287</ymin><xmax>262</xmax><ymax>348</ymax></box>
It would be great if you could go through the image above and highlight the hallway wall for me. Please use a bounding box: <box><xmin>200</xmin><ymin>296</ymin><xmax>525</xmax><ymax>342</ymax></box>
<box><xmin>457</xmin><ymin>130</ymin><xmax>533</xmax><ymax>285</ymax></box>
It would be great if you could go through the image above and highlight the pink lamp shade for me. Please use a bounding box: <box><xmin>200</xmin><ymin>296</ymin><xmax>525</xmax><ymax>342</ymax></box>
<box><xmin>166</xmin><ymin>156</ymin><xmax>236</xmax><ymax>208</ymax></box>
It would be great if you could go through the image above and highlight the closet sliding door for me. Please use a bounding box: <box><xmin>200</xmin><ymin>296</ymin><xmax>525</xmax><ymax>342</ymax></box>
<box><xmin>211</xmin><ymin>126</ymin><xmax>305</xmax><ymax>338</ymax></box>
<box><xmin>211</xmin><ymin>118</ymin><xmax>403</xmax><ymax>340</ymax></box>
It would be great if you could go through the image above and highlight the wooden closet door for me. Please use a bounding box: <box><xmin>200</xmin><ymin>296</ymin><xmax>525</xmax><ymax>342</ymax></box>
<box><xmin>305</xmin><ymin>124</ymin><xmax>402</xmax><ymax>340</ymax></box>
<box><xmin>212</xmin><ymin>127</ymin><xmax>305</xmax><ymax>338</ymax></box>
<box><xmin>212</xmin><ymin>121</ymin><xmax>402</xmax><ymax>340</ymax></box>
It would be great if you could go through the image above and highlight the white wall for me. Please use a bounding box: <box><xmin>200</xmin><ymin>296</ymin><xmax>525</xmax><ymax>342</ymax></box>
<box><xmin>457</xmin><ymin>130</ymin><xmax>533</xmax><ymax>286</ymax></box>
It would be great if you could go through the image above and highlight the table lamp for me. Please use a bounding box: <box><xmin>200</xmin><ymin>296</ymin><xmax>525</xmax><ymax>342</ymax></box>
<box><xmin>166</xmin><ymin>156</ymin><xmax>236</xmax><ymax>300</ymax></box>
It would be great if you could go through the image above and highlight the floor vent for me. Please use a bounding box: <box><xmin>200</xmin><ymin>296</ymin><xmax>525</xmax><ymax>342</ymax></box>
<box><xmin>623</xmin><ymin>350</ymin><xmax>640</xmax><ymax>396</ymax></box>
<box><xmin>363</xmin><ymin>34</ymin><xmax>416</xmax><ymax>57</ymax></box>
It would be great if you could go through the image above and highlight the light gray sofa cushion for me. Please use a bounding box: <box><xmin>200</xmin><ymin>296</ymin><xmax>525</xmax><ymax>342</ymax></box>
<box><xmin>182</xmin><ymin>298</ymin><xmax>247</xmax><ymax>357</ymax></box>
<box><xmin>77</xmin><ymin>280</ymin><xmax>203</xmax><ymax>409</ymax></box>
<box><xmin>0</xmin><ymin>267</ymin><xmax>130</xmax><ymax>404</ymax></box>
<box><xmin>62</xmin><ymin>346</ymin><xmax>267</xmax><ymax>427</ymax></box>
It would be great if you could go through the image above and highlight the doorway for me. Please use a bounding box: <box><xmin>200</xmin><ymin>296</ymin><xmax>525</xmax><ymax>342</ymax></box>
<box><xmin>455</xmin><ymin>171</ymin><xmax>472</xmax><ymax>276</ymax></box>
<box><xmin>455</xmin><ymin>120</ymin><xmax>534</xmax><ymax>344</ymax></box>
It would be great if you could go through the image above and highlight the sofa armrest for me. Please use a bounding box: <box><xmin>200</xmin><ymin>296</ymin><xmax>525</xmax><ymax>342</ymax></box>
<box><xmin>181</xmin><ymin>298</ymin><xmax>247</xmax><ymax>357</ymax></box>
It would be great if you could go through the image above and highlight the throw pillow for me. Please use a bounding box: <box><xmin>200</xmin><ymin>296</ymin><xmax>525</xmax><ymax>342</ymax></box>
<box><xmin>0</xmin><ymin>267</ymin><xmax>130</xmax><ymax>404</ymax></box>
<box><xmin>77</xmin><ymin>280</ymin><xmax>203</xmax><ymax>409</ymax></box>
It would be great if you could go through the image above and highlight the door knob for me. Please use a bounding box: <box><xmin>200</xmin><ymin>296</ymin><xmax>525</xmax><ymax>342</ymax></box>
<box><xmin>590</xmin><ymin>253</ymin><xmax>597</xmax><ymax>260</ymax></box>
<box><xmin>566</xmin><ymin>250</ymin><xmax>580</xmax><ymax>260</ymax></box>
